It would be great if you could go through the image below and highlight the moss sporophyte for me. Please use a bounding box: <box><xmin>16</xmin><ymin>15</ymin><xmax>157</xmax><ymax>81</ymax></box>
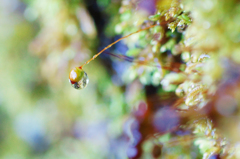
<box><xmin>69</xmin><ymin>24</ymin><xmax>158</xmax><ymax>90</ymax></box>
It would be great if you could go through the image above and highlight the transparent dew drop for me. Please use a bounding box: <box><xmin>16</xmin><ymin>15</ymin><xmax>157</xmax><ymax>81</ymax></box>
<box><xmin>70</xmin><ymin>71</ymin><xmax>89</xmax><ymax>90</ymax></box>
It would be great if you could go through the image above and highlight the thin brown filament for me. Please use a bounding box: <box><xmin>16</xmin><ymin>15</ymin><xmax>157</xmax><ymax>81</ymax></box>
<box><xmin>151</xmin><ymin>134</ymin><xmax>205</xmax><ymax>147</ymax></box>
<box><xmin>80</xmin><ymin>24</ymin><xmax>158</xmax><ymax>68</ymax></box>
<box><xmin>103</xmin><ymin>51</ymin><xmax>184</xmax><ymax>73</ymax></box>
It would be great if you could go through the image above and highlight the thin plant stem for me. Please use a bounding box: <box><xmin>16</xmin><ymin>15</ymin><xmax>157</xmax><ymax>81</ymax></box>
<box><xmin>80</xmin><ymin>24</ymin><xmax>158</xmax><ymax>68</ymax></box>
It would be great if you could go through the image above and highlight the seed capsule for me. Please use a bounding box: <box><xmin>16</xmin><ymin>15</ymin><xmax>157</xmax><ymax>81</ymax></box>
<box><xmin>152</xmin><ymin>144</ymin><xmax>163</xmax><ymax>158</ymax></box>
<box><xmin>69</xmin><ymin>67</ymin><xmax>89</xmax><ymax>89</ymax></box>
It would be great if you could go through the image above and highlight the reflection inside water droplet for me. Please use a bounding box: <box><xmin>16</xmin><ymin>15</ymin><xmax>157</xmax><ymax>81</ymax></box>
<box><xmin>70</xmin><ymin>71</ymin><xmax>89</xmax><ymax>90</ymax></box>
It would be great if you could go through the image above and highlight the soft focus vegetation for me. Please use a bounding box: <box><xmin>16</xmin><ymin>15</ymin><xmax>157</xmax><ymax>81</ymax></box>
<box><xmin>1</xmin><ymin>0</ymin><xmax>240</xmax><ymax>159</ymax></box>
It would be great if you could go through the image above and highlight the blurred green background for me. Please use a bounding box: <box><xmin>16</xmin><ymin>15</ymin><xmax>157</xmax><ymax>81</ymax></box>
<box><xmin>0</xmin><ymin>0</ymin><xmax>134</xmax><ymax>158</ymax></box>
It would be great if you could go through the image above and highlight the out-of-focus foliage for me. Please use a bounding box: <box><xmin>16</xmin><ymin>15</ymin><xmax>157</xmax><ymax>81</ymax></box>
<box><xmin>110</xmin><ymin>0</ymin><xmax>240</xmax><ymax>158</ymax></box>
<box><xmin>1</xmin><ymin>0</ymin><xmax>240</xmax><ymax>159</ymax></box>
<box><xmin>0</xmin><ymin>0</ymin><xmax>127</xmax><ymax>158</ymax></box>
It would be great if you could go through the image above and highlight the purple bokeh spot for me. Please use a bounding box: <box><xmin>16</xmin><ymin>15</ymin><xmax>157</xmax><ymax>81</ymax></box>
<box><xmin>153</xmin><ymin>108</ymin><xmax>179</xmax><ymax>133</ymax></box>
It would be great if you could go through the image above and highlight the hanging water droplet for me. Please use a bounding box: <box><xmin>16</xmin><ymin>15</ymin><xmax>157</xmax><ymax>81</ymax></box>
<box><xmin>70</xmin><ymin>72</ymin><xmax>89</xmax><ymax>89</ymax></box>
<box><xmin>69</xmin><ymin>67</ymin><xmax>89</xmax><ymax>90</ymax></box>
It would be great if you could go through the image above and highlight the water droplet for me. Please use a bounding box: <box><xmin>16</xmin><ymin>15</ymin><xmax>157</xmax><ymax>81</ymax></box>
<box><xmin>69</xmin><ymin>67</ymin><xmax>89</xmax><ymax>90</ymax></box>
